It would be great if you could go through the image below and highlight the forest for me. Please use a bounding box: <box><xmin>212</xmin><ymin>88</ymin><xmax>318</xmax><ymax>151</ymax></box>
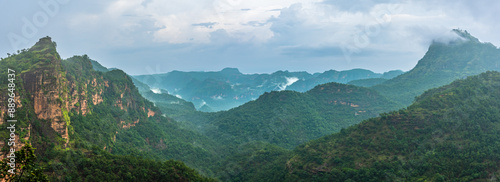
<box><xmin>1</xmin><ymin>29</ymin><xmax>500</xmax><ymax>181</ymax></box>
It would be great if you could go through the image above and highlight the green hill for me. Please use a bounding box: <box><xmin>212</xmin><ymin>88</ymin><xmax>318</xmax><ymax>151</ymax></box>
<box><xmin>347</xmin><ymin>78</ymin><xmax>388</xmax><ymax>87</ymax></box>
<box><xmin>0</xmin><ymin>37</ymin><xmax>217</xmax><ymax>180</ymax></box>
<box><xmin>284</xmin><ymin>71</ymin><xmax>500</xmax><ymax>181</ymax></box>
<box><xmin>373</xmin><ymin>29</ymin><xmax>500</xmax><ymax>106</ymax></box>
<box><xmin>196</xmin><ymin>82</ymin><xmax>399</xmax><ymax>149</ymax></box>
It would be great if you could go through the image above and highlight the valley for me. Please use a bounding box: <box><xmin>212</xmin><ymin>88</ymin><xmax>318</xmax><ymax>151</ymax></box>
<box><xmin>1</xmin><ymin>29</ymin><xmax>500</xmax><ymax>181</ymax></box>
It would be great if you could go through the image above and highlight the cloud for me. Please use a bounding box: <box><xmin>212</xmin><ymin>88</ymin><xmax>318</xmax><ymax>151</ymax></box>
<box><xmin>192</xmin><ymin>22</ymin><xmax>218</xmax><ymax>28</ymax></box>
<box><xmin>151</xmin><ymin>88</ymin><xmax>162</xmax><ymax>94</ymax></box>
<box><xmin>278</xmin><ymin>77</ymin><xmax>299</xmax><ymax>90</ymax></box>
<box><xmin>1</xmin><ymin>0</ymin><xmax>499</xmax><ymax>75</ymax></box>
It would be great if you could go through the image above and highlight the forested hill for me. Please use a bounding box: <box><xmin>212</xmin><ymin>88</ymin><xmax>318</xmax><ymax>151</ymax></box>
<box><xmin>199</xmin><ymin>82</ymin><xmax>399</xmax><ymax>149</ymax></box>
<box><xmin>0</xmin><ymin>37</ymin><xmax>216</xmax><ymax>181</ymax></box>
<box><xmin>284</xmin><ymin>71</ymin><xmax>500</xmax><ymax>181</ymax></box>
<box><xmin>373</xmin><ymin>29</ymin><xmax>500</xmax><ymax>106</ymax></box>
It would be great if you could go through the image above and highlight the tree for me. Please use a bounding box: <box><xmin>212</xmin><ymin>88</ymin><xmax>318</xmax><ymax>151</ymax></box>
<box><xmin>0</xmin><ymin>143</ymin><xmax>48</xmax><ymax>182</ymax></box>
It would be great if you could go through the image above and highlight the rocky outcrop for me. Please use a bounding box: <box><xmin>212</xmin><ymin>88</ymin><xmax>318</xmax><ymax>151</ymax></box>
<box><xmin>21</xmin><ymin>58</ymin><xmax>70</xmax><ymax>146</ymax></box>
<box><xmin>147</xmin><ymin>109</ymin><xmax>156</xmax><ymax>117</ymax></box>
<box><xmin>0</xmin><ymin>37</ymin><xmax>163</xmax><ymax>160</ymax></box>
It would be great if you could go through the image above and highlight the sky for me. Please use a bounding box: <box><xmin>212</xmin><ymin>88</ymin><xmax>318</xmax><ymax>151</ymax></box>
<box><xmin>1</xmin><ymin>0</ymin><xmax>499</xmax><ymax>75</ymax></box>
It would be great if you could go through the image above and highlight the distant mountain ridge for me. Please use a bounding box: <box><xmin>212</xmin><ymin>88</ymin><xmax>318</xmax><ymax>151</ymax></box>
<box><xmin>287</xmin><ymin>69</ymin><xmax>404</xmax><ymax>92</ymax></box>
<box><xmin>133</xmin><ymin>68</ymin><xmax>403</xmax><ymax>111</ymax></box>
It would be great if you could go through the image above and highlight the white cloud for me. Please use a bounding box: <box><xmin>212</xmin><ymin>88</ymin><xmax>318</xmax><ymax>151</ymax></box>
<box><xmin>212</xmin><ymin>95</ymin><xmax>224</xmax><ymax>100</ymax></box>
<box><xmin>66</xmin><ymin>0</ymin><xmax>321</xmax><ymax>44</ymax></box>
<box><xmin>2</xmin><ymin>0</ymin><xmax>499</xmax><ymax>74</ymax></box>
<box><xmin>278</xmin><ymin>77</ymin><xmax>299</xmax><ymax>90</ymax></box>
<box><xmin>151</xmin><ymin>88</ymin><xmax>161</xmax><ymax>94</ymax></box>
<box><xmin>58</xmin><ymin>0</ymin><xmax>500</xmax><ymax>50</ymax></box>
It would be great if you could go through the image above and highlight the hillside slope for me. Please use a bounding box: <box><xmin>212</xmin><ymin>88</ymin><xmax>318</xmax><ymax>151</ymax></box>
<box><xmin>285</xmin><ymin>71</ymin><xmax>500</xmax><ymax>181</ymax></box>
<box><xmin>373</xmin><ymin>29</ymin><xmax>500</xmax><ymax>106</ymax></box>
<box><xmin>197</xmin><ymin>82</ymin><xmax>399</xmax><ymax>149</ymax></box>
<box><xmin>0</xmin><ymin>37</ymin><xmax>218</xmax><ymax>180</ymax></box>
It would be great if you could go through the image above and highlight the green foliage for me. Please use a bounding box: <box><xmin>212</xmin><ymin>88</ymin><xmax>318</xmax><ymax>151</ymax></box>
<box><xmin>186</xmin><ymin>82</ymin><xmax>399</xmax><ymax>150</ymax></box>
<box><xmin>216</xmin><ymin>142</ymin><xmax>290</xmax><ymax>182</ymax></box>
<box><xmin>44</xmin><ymin>148</ymin><xmax>216</xmax><ymax>182</ymax></box>
<box><xmin>89</xmin><ymin>57</ymin><xmax>110</xmax><ymax>72</ymax></box>
<box><xmin>283</xmin><ymin>71</ymin><xmax>500</xmax><ymax>181</ymax></box>
<box><xmin>373</xmin><ymin>29</ymin><xmax>500</xmax><ymax>106</ymax></box>
<box><xmin>0</xmin><ymin>143</ymin><xmax>49</xmax><ymax>182</ymax></box>
<box><xmin>347</xmin><ymin>78</ymin><xmax>388</xmax><ymax>87</ymax></box>
<box><xmin>62</xmin><ymin>56</ymin><xmax>223</xmax><ymax>177</ymax></box>
<box><xmin>0</xmin><ymin>37</ymin><xmax>218</xmax><ymax>181</ymax></box>
<box><xmin>5</xmin><ymin>33</ymin><xmax>500</xmax><ymax>182</ymax></box>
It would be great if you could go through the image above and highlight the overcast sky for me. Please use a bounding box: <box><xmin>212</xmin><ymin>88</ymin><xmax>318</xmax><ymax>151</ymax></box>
<box><xmin>1</xmin><ymin>0</ymin><xmax>499</xmax><ymax>75</ymax></box>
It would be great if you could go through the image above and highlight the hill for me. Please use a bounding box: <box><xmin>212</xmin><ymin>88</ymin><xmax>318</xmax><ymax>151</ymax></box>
<box><xmin>191</xmin><ymin>82</ymin><xmax>399</xmax><ymax>149</ymax></box>
<box><xmin>373</xmin><ymin>29</ymin><xmax>500</xmax><ymax>106</ymax></box>
<box><xmin>0</xmin><ymin>37</ymin><xmax>218</xmax><ymax>180</ymax></box>
<box><xmin>347</xmin><ymin>78</ymin><xmax>388</xmax><ymax>87</ymax></box>
<box><xmin>284</xmin><ymin>71</ymin><xmax>500</xmax><ymax>181</ymax></box>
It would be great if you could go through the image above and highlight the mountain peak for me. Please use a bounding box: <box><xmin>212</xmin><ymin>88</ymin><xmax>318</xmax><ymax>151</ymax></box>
<box><xmin>451</xmin><ymin>29</ymin><xmax>479</xmax><ymax>42</ymax></box>
<box><xmin>373</xmin><ymin>29</ymin><xmax>500</xmax><ymax>106</ymax></box>
<box><xmin>30</xmin><ymin>36</ymin><xmax>57</xmax><ymax>52</ymax></box>
<box><xmin>220</xmin><ymin>67</ymin><xmax>241</xmax><ymax>75</ymax></box>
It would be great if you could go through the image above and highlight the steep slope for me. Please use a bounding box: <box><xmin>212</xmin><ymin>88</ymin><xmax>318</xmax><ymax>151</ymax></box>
<box><xmin>284</xmin><ymin>71</ymin><xmax>500</xmax><ymax>181</ymax></box>
<box><xmin>373</xmin><ymin>29</ymin><xmax>500</xmax><ymax>106</ymax></box>
<box><xmin>0</xmin><ymin>37</ymin><xmax>218</xmax><ymax>180</ymax></box>
<box><xmin>199</xmin><ymin>82</ymin><xmax>399</xmax><ymax>149</ymax></box>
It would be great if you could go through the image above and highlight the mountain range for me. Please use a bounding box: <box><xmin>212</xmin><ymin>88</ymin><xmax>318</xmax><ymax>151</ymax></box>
<box><xmin>133</xmin><ymin>67</ymin><xmax>403</xmax><ymax>112</ymax></box>
<box><xmin>1</xmin><ymin>29</ymin><xmax>500</xmax><ymax>181</ymax></box>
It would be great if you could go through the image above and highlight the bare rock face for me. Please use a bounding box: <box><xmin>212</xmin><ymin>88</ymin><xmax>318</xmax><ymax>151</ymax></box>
<box><xmin>21</xmin><ymin>59</ymin><xmax>70</xmax><ymax>146</ymax></box>
<box><xmin>0</xmin><ymin>37</ymin><xmax>163</xmax><ymax>159</ymax></box>
<box><xmin>148</xmin><ymin>109</ymin><xmax>156</xmax><ymax>117</ymax></box>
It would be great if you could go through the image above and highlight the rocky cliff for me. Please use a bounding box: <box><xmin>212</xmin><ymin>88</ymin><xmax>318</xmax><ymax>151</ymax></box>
<box><xmin>0</xmin><ymin>37</ymin><xmax>161</xmax><ymax>158</ymax></box>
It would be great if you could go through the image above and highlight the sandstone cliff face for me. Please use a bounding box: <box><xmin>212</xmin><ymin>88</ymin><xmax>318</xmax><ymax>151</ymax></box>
<box><xmin>66</xmin><ymin>77</ymin><xmax>105</xmax><ymax>115</ymax></box>
<box><xmin>0</xmin><ymin>37</ymin><xmax>163</xmax><ymax>159</ymax></box>
<box><xmin>21</xmin><ymin>58</ymin><xmax>70</xmax><ymax>145</ymax></box>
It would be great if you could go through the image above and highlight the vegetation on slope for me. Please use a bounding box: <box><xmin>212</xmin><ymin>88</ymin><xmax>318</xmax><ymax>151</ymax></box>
<box><xmin>191</xmin><ymin>82</ymin><xmax>399</xmax><ymax>150</ymax></box>
<box><xmin>347</xmin><ymin>78</ymin><xmax>388</xmax><ymax>87</ymax></box>
<box><xmin>373</xmin><ymin>29</ymin><xmax>500</xmax><ymax>106</ymax></box>
<box><xmin>285</xmin><ymin>71</ymin><xmax>500</xmax><ymax>181</ymax></box>
<box><xmin>0</xmin><ymin>37</ymin><xmax>217</xmax><ymax>181</ymax></box>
